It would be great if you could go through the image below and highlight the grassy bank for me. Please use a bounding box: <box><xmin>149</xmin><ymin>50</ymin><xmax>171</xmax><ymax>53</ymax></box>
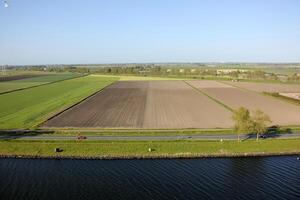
<box><xmin>0</xmin><ymin>139</ymin><xmax>299</xmax><ymax>159</ymax></box>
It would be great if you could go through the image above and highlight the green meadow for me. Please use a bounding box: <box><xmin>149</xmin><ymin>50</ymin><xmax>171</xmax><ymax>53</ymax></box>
<box><xmin>0</xmin><ymin>139</ymin><xmax>299</xmax><ymax>158</ymax></box>
<box><xmin>0</xmin><ymin>75</ymin><xmax>118</xmax><ymax>129</ymax></box>
<box><xmin>0</xmin><ymin>73</ymin><xmax>82</xmax><ymax>94</ymax></box>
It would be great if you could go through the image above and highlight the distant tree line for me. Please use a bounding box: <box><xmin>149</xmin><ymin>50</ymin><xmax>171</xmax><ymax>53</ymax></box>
<box><xmin>5</xmin><ymin>64</ymin><xmax>300</xmax><ymax>82</ymax></box>
<box><xmin>9</xmin><ymin>65</ymin><xmax>90</xmax><ymax>74</ymax></box>
<box><xmin>288</xmin><ymin>73</ymin><xmax>300</xmax><ymax>82</ymax></box>
<box><xmin>92</xmin><ymin>66</ymin><xmax>287</xmax><ymax>81</ymax></box>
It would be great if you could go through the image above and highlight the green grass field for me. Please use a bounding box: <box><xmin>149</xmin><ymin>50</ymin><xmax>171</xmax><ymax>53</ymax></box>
<box><xmin>0</xmin><ymin>139</ymin><xmax>299</xmax><ymax>158</ymax></box>
<box><xmin>0</xmin><ymin>70</ymin><xmax>47</xmax><ymax>77</ymax></box>
<box><xmin>0</xmin><ymin>75</ymin><xmax>118</xmax><ymax>129</ymax></box>
<box><xmin>92</xmin><ymin>74</ymin><xmax>185</xmax><ymax>81</ymax></box>
<box><xmin>0</xmin><ymin>73</ymin><xmax>82</xmax><ymax>94</ymax></box>
<box><xmin>93</xmin><ymin>74</ymin><xmax>237</xmax><ymax>81</ymax></box>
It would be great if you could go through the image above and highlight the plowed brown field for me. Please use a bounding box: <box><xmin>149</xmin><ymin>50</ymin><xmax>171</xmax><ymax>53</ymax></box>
<box><xmin>45</xmin><ymin>81</ymin><xmax>148</xmax><ymax>128</ymax></box>
<box><xmin>143</xmin><ymin>81</ymin><xmax>233</xmax><ymax>128</ymax></box>
<box><xmin>45</xmin><ymin>81</ymin><xmax>233</xmax><ymax>128</ymax></box>
<box><xmin>222</xmin><ymin>81</ymin><xmax>300</xmax><ymax>93</ymax></box>
<box><xmin>187</xmin><ymin>80</ymin><xmax>300</xmax><ymax>126</ymax></box>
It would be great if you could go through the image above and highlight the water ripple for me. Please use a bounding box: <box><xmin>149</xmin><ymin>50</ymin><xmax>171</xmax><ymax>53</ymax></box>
<box><xmin>0</xmin><ymin>156</ymin><xmax>300</xmax><ymax>200</ymax></box>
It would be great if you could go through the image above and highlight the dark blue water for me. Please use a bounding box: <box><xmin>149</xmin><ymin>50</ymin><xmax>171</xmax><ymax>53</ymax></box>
<box><xmin>0</xmin><ymin>156</ymin><xmax>300</xmax><ymax>200</ymax></box>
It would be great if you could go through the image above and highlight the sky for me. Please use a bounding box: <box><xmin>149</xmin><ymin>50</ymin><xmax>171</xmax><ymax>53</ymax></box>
<box><xmin>0</xmin><ymin>0</ymin><xmax>300</xmax><ymax>65</ymax></box>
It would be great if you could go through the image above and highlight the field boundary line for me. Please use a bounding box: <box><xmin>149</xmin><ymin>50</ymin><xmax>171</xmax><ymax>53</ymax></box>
<box><xmin>219</xmin><ymin>80</ymin><xmax>261</xmax><ymax>94</ymax></box>
<box><xmin>220</xmin><ymin>80</ymin><xmax>300</xmax><ymax>106</ymax></box>
<box><xmin>183</xmin><ymin>81</ymin><xmax>234</xmax><ymax>112</ymax></box>
<box><xmin>262</xmin><ymin>92</ymin><xmax>300</xmax><ymax>106</ymax></box>
<box><xmin>0</xmin><ymin>74</ymin><xmax>87</xmax><ymax>95</ymax></box>
<box><xmin>39</xmin><ymin>80</ymin><xmax>118</xmax><ymax>128</ymax></box>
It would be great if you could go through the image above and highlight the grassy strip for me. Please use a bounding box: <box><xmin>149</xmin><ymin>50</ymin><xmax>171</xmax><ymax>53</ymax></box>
<box><xmin>91</xmin><ymin>74</ymin><xmax>185</xmax><ymax>81</ymax></box>
<box><xmin>0</xmin><ymin>128</ymin><xmax>235</xmax><ymax>138</ymax></box>
<box><xmin>263</xmin><ymin>92</ymin><xmax>300</xmax><ymax>106</ymax></box>
<box><xmin>94</xmin><ymin>74</ymin><xmax>235</xmax><ymax>81</ymax></box>
<box><xmin>0</xmin><ymin>139</ymin><xmax>299</xmax><ymax>158</ymax></box>
<box><xmin>41</xmin><ymin>129</ymin><xmax>234</xmax><ymax>136</ymax></box>
<box><xmin>35</xmin><ymin>128</ymin><xmax>234</xmax><ymax>136</ymax></box>
<box><xmin>184</xmin><ymin>81</ymin><xmax>234</xmax><ymax>112</ymax></box>
<box><xmin>0</xmin><ymin>75</ymin><xmax>118</xmax><ymax>129</ymax></box>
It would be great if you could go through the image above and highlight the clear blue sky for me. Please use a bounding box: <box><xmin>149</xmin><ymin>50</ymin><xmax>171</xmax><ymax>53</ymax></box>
<box><xmin>0</xmin><ymin>0</ymin><xmax>300</xmax><ymax>65</ymax></box>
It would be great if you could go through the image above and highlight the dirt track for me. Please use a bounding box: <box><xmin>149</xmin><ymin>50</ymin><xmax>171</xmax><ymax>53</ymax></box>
<box><xmin>45</xmin><ymin>81</ymin><xmax>233</xmax><ymax>128</ymax></box>
<box><xmin>187</xmin><ymin>80</ymin><xmax>300</xmax><ymax>126</ymax></box>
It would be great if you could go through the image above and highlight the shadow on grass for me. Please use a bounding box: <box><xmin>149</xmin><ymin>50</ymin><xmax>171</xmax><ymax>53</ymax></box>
<box><xmin>243</xmin><ymin>126</ymin><xmax>294</xmax><ymax>141</ymax></box>
<box><xmin>0</xmin><ymin>130</ymin><xmax>55</xmax><ymax>140</ymax></box>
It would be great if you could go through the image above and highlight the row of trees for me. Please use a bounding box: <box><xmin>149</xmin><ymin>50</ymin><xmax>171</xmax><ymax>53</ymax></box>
<box><xmin>8</xmin><ymin>64</ymin><xmax>300</xmax><ymax>82</ymax></box>
<box><xmin>232</xmin><ymin>107</ymin><xmax>272</xmax><ymax>141</ymax></box>
<box><xmin>94</xmin><ymin>66</ymin><xmax>288</xmax><ymax>81</ymax></box>
<box><xmin>288</xmin><ymin>73</ymin><xmax>300</xmax><ymax>82</ymax></box>
<box><xmin>93</xmin><ymin>66</ymin><xmax>217</xmax><ymax>76</ymax></box>
<box><xmin>8</xmin><ymin>65</ymin><xmax>90</xmax><ymax>73</ymax></box>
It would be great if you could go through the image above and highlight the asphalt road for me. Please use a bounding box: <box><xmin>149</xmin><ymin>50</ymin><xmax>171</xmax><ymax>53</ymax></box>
<box><xmin>1</xmin><ymin>133</ymin><xmax>300</xmax><ymax>141</ymax></box>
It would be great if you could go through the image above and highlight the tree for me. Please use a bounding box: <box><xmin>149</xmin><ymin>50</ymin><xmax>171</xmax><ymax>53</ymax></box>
<box><xmin>251</xmin><ymin>110</ymin><xmax>272</xmax><ymax>141</ymax></box>
<box><xmin>232</xmin><ymin>107</ymin><xmax>252</xmax><ymax>142</ymax></box>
